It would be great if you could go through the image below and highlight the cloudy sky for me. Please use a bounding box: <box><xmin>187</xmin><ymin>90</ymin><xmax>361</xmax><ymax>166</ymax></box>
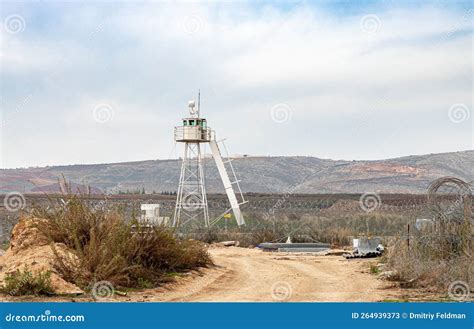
<box><xmin>0</xmin><ymin>0</ymin><xmax>472</xmax><ymax>168</ymax></box>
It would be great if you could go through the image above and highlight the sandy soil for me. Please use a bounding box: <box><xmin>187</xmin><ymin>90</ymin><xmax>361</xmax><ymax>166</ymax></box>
<box><xmin>0</xmin><ymin>247</ymin><xmax>403</xmax><ymax>302</ymax></box>
<box><xmin>134</xmin><ymin>247</ymin><xmax>400</xmax><ymax>302</ymax></box>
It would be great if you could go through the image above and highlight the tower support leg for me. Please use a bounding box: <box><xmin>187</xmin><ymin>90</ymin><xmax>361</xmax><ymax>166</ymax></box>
<box><xmin>173</xmin><ymin>143</ymin><xmax>210</xmax><ymax>230</ymax></box>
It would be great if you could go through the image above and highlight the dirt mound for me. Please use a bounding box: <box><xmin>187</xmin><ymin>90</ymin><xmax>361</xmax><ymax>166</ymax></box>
<box><xmin>8</xmin><ymin>218</ymin><xmax>50</xmax><ymax>253</ymax></box>
<box><xmin>0</xmin><ymin>217</ymin><xmax>83</xmax><ymax>295</ymax></box>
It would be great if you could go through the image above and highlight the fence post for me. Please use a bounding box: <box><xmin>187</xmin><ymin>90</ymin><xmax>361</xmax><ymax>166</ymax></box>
<box><xmin>463</xmin><ymin>195</ymin><xmax>471</xmax><ymax>256</ymax></box>
<box><xmin>407</xmin><ymin>223</ymin><xmax>410</xmax><ymax>250</ymax></box>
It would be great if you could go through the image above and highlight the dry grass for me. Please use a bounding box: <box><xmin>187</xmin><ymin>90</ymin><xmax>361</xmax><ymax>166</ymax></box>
<box><xmin>385</xmin><ymin>235</ymin><xmax>473</xmax><ymax>291</ymax></box>
<box><xmin>384</xmin><ymin>192</ymin><xmax>473</xmax><ymax>294</ymax></box>
<box><xmin>32</xmin><ymin>191</ymin><xmax>212</xmax><ymax>290</ymax></box>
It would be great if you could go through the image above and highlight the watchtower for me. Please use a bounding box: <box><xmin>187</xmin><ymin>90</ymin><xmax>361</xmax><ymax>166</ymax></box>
<box><xmin>173</xmin><ymin>96</ymin><xmax>247</xmax><ymax>229</ymax></box>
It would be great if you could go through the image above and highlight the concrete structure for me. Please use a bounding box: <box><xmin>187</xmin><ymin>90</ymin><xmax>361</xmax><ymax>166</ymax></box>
<box><xmin>139</xmin><ymin>204</ymin><xmax>169</xmax><ymax>226</ymax></box>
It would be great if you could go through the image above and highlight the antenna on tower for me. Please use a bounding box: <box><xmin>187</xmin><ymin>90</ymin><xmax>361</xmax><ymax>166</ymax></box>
<box><xmin>197</xmin><ymin>89</ymin><xmax>201</xmax><ymax>118</ymax></box>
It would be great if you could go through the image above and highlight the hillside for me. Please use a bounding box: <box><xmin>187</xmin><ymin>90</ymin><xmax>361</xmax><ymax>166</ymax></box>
<box><xmin>0</xmin><ymin>151</ymin><xmax>472</xmax><ymax>194</ymax></box>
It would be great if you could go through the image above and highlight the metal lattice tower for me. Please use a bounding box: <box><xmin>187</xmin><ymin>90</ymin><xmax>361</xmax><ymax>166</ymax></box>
<box><xmin>173</xmin><ymin>142</ymin><xmax>210</xmax><ymax>228</ymax></box>
<box><xmin>172</xmin><ymin>95</ymin><xmax>247</xmax><ymax>229</ymax></box>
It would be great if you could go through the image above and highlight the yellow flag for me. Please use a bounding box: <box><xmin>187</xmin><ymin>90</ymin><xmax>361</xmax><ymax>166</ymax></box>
<box><xmin>223</xmin><ymin>213</ymin><xmax>232</xmax><ymax>219</ymax></box>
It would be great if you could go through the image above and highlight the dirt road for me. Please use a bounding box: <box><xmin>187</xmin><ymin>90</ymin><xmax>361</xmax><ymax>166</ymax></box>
<box><xmin>128</xmin><ymin>247</ymin><xmax>399</xmax><ymax>302</ymax></box>
<box><xmin>0</xmin><ymin>246</ymin><xmax>400</xmax><ymax>302</ymax></box>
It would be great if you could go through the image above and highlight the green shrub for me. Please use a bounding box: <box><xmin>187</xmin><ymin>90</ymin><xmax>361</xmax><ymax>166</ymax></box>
<box><xmin>1</xmin><ymin>266</ymin><xmax>54</xmax><ymax>296</ymax></box>
<box><xmin>137</xmin><ymin>278</ymin><xmax>154</xmax><ymax>289</ymax></box>
<box><xmin>369</xmin><ymin>263</ymin><xmax>380</xmax><ymax>274</ymax></box>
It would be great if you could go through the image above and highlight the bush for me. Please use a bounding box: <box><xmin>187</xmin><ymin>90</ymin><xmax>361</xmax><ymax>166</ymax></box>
<box><xmin>369</xmin><ymin>263</ymin><xmax>380</xmax><ymax>274</ymax></box>
<box><xmin>1</xmin><ymin>266</ymin><xmax>54</xmax><ymax>296</ymax></box>
<box><xmin>385</xmin><ymin>236</ymin><xmax>473</xmax><ymax>291</ymax></box>
<box><xmin>33</xmin><ymin>191</ymin><xmax>212</xmax><ymax>290</ymax></box>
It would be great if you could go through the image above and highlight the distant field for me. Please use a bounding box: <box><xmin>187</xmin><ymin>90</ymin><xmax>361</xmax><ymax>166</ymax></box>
<box><xmin>0</xmin><ymin>192</ymin><xmax>438</xmax><ymax>244</ymax></box>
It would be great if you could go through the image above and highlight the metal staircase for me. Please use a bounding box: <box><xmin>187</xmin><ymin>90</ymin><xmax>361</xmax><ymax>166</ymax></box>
<box><xmin>209</xmin><ymin>139</ymin><xmax>247</xmax><ymax>226</ymax></box>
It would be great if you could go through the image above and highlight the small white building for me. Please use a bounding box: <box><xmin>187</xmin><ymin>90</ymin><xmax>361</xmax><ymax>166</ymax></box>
<box><xmin>139</xmin><ymin>204</ymin><xmax>169</xmax><ymax>226</ymax></box>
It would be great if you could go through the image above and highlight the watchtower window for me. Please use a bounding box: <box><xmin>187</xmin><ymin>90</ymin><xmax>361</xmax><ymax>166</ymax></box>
<box><xmin>183</xmin><ymin>120</ymin><xmax>188</xmax><ymax>126</ymax></box>
<box><xmin>189</xmin><ymin>120</ymin><xmax>195</xmax><ymax>126</ymax></box>
<box><xmin>201</xmin><ymin>120</ymin><xmax>207</xmax><ymax>128</ymax></box>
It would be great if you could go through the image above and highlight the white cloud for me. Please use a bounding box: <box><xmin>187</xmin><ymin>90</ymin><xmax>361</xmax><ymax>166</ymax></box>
<box><xmin>0</xmin><ymin>2</ymin><xmax>472</xmax><ymax>168</ymax></box>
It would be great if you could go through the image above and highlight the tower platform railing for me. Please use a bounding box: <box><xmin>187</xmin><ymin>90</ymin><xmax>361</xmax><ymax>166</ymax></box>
<box><xmin>174</xmin><ymin>126</ymin><xmax>212</xmax><ymax>142</ymax></box>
